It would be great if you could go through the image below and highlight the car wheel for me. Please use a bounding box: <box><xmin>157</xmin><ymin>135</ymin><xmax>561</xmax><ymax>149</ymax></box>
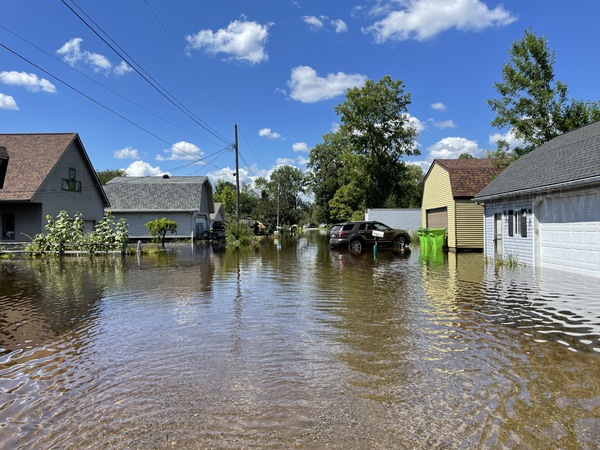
<box><xmin>393</xmin><ymin>236</ymin><xmax>406</xmax><ymax>250</ymax></box>
<box><xmin>211</xmin><ymin>232</ymin><xmax>219</xmax><ymax>240</ymax></box>
<box><xmin>348</xmin><ymin>239</ymin><xmax>362</xmax><ymax>253</ymax></box>
<box><xmin>202</xmin><ymin>231</ymin><xmax>210</xmax><ymax>239</ymax></box>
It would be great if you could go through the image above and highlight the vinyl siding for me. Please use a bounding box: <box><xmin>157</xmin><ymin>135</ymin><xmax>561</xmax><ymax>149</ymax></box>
<box><xmin>455</xmin><ymin>200</ymin><xmax>484</xmax><ymax>250</ymax></box>
<box><xmin>0</xmin><ymin>203</ymin><xmax>42</xmax><ymax>241</ymax></box>
<box><xmin>422</xmin><ymin>164</ymin><xmax>455</xmax><ymax>247</ymax></box>
<box><xmin>112</xmin><ymin>211</ymin><xmax>195</xmax><ymax>239</ymax></box>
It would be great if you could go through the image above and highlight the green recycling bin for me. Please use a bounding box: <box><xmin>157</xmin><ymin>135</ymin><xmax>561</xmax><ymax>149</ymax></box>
<box><xmin>429</xmin><ymin>228</ymin><xmax>446</xmax><ymax>252</ymax></box>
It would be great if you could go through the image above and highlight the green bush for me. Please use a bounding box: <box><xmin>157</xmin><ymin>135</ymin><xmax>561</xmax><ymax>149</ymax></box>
<box><xmin>225</xmin><ymin>220</ymin><xmax>258</xmax><ymax>249</ymax></box>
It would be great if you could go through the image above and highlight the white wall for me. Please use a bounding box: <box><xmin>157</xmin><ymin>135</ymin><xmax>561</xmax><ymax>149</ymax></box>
<box><xmin>365</xmin><ymin>208</ymin><xmax>421</xmax><ymax>232</ymax></box>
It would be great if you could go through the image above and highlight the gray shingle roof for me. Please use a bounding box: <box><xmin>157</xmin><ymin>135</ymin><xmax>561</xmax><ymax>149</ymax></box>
<box><xmin>104</xmin><ymin>176</ymin><xmax>212</xmax><ymax>211</ymax></box>
<box><xmin>475</xmin><ymin>120</ymin><xmax>600</xmax><ymax>201</ymax></box>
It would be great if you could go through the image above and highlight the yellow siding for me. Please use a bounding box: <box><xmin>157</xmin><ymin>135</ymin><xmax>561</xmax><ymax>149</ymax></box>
<box><xmin>422</xmin><ymin>164</ymin><xmax>456</xmax><ymax>247</ymax></box>
<box><xmin>455</xmin><ymin>200</ymin><xmax>484</xmax><ymax>249</ymax></box>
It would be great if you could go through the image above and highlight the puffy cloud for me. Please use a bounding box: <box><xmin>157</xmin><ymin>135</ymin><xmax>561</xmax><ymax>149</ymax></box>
<box><xmin>0</xmin><ymin>71</ymin><xmax>56</xmax><ymax>93</ymax></box>
<box><xmin>431</xmin><ymin>102</ymin><xmax>446</xmax><ymax>111</ymax></box>
<box><xmin>258</xmin><ymin>128</ymin><xmax>282</xmax><ymax>139</ymax></box>
<box><xmin>114</xmin><ymin>147</ymin><xmax>140</xmax><ymax>159</ymax></box>
<box><xmin>489</xmin><ymin>128</ymin><xmax>526</xmax><ymax>150</ymax></box>
<box><xmin>363</xmin><ymin>0</ymin><xmax>517</xmax><ymax>43</ymax></box>
<box><xmin>186</xmin><ymin>18</ymin><xmax>270</xmax><ymax>64</ymax></box>
<box><xmin>303</xmin><ymin>16</ymin><xmax>348</xmax><ymax>33</ymax></box>
<box><xmin>407</xmin><ymin>114</ymin><xmax>426</xmax><ymax>135</ymax></box>
<box><xmin>292</xmin><ymin>142</ymin><xmax>309</xmax><ymax>152</ymax></box>
<box><xmin>156</xmin><ymin>141</ymin><xmax>204</xmax><ymax>161</ymax></box>
<box><xmin>288</xmin><ymin>66</ymin><xmax>367</xmax><ymax>103</ymax></box>
<box><xmin>56</xmin><ymin>38</ymin><xmax>112</xmax><ymax>72</ymax></box>
<box><xmin>0</xmin><ymin>93</ymin><xmax>18</xmax><ymax>110</ymax></box>
<box><xmin>302</xmin><ymin>16</ymin><xmax>324</xmax><ymax>29</ymax></box>
<box><xmin>275</xmin><ymin>157</ymin><xmax>296</xmax><ymax>166</ymax></box>
<box><xmin>433</xmin><ymin>119</ymin><xmax>457</xmax><ymax>129</ymax></box>
<box><xmin>428</xmin><ymin>136</ymin><xmax>482</xmax><ymax>159</ymax></box>
<box><xmin>114</xmin><ymin>61</ymin><xmax>133</xmax><ymax>76</ymax></box>
<box><xmin>124</xmin><ymin>160</ymin><xmax>165</xmax><ymax>177</ymax></box>
<box><xmin>331</xmin><ymin>19</ymin><xmax>348</xmax><ymax>33</ymax></box>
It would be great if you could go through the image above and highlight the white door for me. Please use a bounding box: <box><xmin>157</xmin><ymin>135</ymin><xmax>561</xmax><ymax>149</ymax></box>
<box><xmin>538</xmin><ymin>190</ymin><xmax>600</xmax><ymax>278</ymax></box>
<box><xmin>494</xmin><ymin>214</ymin><xmax>502</xmax><ymax>257</ymax></box>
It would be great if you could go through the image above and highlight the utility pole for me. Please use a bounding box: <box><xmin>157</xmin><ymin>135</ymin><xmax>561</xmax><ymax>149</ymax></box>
<box><xmin>235</xmin><ymin>123</ymin><xmax>240</xmax><ymax>220</ymax></box>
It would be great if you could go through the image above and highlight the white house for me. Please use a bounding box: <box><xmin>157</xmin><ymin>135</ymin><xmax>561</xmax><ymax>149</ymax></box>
<box><xmin>473</xmin><ymin>121</ymin><xmax>600</xmax><ymax>279</ymax></box>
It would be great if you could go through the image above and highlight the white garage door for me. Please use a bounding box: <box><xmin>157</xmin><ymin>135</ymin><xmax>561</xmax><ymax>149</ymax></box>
<box><xmin>538</xmin><ymin>190</ymin><xmax>600</xmax><ymax>278</ymax></box>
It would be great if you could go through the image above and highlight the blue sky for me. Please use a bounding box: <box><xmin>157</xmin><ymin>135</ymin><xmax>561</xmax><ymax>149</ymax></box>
<box><xmin>2</xmin><ymin>0</ymin><xmax>600</xmax><ymax>186</ymax></box>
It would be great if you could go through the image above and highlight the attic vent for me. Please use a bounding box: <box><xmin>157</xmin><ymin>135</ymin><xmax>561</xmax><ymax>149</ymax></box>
<box><xmin>162</xmin><ymin>174</ymin><xmax>170</xmax><ymax>179</ymax></box>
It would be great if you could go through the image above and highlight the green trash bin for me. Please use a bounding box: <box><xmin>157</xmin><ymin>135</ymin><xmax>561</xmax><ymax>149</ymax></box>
<box><xmin>418</xmin><ymin>227</ymin><xmax>430</xmax><ymax>256</ymax></box>
<box><xmin>429</xmin><ymin>228</ymin><xmax>446</xmax><ymax>252</ymax></box>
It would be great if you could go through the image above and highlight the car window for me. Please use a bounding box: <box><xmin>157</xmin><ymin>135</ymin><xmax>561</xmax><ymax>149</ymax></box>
<box><xmin>331</xmin><ymin>225</ymin><xmax>341</xmax><ymax>233</ymax></box>
<box><xmin>359</xmin><ymin>224</ymin><xmax>366</xmax><ymax>230</ymax></box>
<box><xmin>373</xmin><ymin>223</ymin><xmax>391</xmax><ymax>231</ymax></box>
<box><xmin>342</xmin><ymin>224</ymin><xmax>354</xmax><ymax>231</ymax></box>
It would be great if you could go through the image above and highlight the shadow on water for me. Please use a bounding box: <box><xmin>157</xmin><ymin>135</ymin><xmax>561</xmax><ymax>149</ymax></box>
<box><xmin>1</xmin><ymin>235</ymin><xmax>600</xmax><ymax>449</ymax></box>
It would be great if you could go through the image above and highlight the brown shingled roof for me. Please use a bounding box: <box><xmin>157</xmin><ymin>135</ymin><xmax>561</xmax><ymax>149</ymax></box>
<box><xmin>0</xmin><ymin>133</ymin><xmax>80</xmax><ymax>201</ymax></box>
<box><xmin>430</xmin><ymin>159</ymin><xmax>506</xmax><ymax>197</ymax></box>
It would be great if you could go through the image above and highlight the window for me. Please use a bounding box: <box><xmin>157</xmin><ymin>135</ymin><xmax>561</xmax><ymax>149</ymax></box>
<box><xmin>508</xmin><ymin>209</ymin><xmax>527</xmax><ymax>238</ymax></box>
<box><xmin>2</xmin><ymin>213</ymin><xmax>15</xmax><ymax>240</ymax></box>
<box><xmin>62</xmin><ymin>167</ymin><xmax>81</xmax><ymax>192</ymax></box>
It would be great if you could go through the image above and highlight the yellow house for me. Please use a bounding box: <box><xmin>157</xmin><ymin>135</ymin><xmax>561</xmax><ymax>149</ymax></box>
<box><xmin>422</xmin><ymin>159</ymin><xmax>504</xmax><ymax>252</ymax></box>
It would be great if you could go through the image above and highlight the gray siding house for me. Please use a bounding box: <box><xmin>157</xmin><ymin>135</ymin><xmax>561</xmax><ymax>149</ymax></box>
<box><xmin>104</xmin><ymin>176</ymin><xmax>214</xmax><ymax>240</ymax></box>
<box><xmin>473</xmin><ymin>120</ymin><xmax>600</xmax><ymax>279</ymax></box>
<box><xmin>0</xmin><ymin>133</ymin><xmax>109</xmax><ymax>242</ymax></box>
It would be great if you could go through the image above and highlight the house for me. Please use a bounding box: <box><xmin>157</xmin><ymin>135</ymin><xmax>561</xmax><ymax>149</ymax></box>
<box><xmin>103</xmin><ymin>176</ymin><xmax>214</xmax><ymax>240</ymax></box>
<box><xmin>0</xmin><ymin>146</ymin><xmax>8</xmax><ymax>189</ymax></box>
<box><xmin>421</xmin><ymin>159</ymin><xmax>505</xmax><ymax>252</ymax></box>
<box><xmin>0</xmin><ymin>133</ymin><xmax>109</xmax><ymax>242</ymax></box>
<box><xmin>210</xmin><ymin>202</ymin><xmax>225</xmax><ymax>226</ymax></box>
<box><xmin>473</xmin><ymin>121</ymin><xmax>600</xmax><ymax>279</ymax></box>
<box><xmin>364</xmin><ymin>208</ymin><xmax>421</xmax><ymax>233</ymax></box>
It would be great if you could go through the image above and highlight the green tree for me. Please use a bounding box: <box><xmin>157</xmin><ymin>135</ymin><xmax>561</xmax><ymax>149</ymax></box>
<box><xmin>214</xmin><ymin>179</ymin><xmax>237</xmax><ymax>221</ymax></box>
<box><xmin>97</xmin><ymin>169</ymin><xmax>125</xmax><ymax>185</ymax></box>
<box><xmin>488</xmin><ymin>28</ymin><xmax>600</xmax><ymax>157</ymax></box>
<box><xmin>145</xmin><ymin>218</ymin><xmax>177</xmax><ymax>248</ymax></box>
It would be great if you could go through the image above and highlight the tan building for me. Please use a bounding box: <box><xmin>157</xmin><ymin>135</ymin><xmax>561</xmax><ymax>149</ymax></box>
<box><xmin>421</xmin><ymin>159</ymin><xmax>504</xmax><ymax>252</ymax></box>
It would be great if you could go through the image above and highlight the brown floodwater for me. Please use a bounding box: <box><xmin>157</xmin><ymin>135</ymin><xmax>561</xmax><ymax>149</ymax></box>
<box><xmin>1</xmin><ymin>230</ymin><xmax>600</xmax><ymax>449</ymax></box>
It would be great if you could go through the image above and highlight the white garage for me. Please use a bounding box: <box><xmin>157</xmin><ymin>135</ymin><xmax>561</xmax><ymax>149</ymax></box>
<box><xmin>537</xmin><ymin>189</ymin><xmax>600</xmax><ymax>277</ymax></box>
<box><xmin>474</xmin><ymin>120</ymin><xmax>600</xmax><ymax>279</ymax></box>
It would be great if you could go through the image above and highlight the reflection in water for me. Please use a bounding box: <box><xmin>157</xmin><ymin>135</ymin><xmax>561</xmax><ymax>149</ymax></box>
<box><xmin>1</xmin><ymin>234</ymin><xmax>600</xmax><ymax>449</ymax></box>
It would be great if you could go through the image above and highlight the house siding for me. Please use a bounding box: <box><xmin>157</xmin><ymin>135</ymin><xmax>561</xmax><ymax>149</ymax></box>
<box><xmin>33</xmin><ymin>142</ymin><xmax>106</xmax><ymax>228</ymax></box>
<box><xmin>455</xmin><ymin>200</ymin><xmax>484</xmax><ymax>250</ymax></box>
<box><xmin>113</xmin><ymin>211</ymin><xmax>195</xmax><ymax>239</ymax></box>
<box><xmin>483</xmin><ymin>198</ymin><xmax>534</xmax><ymax>266</ymax></box>
<box><xmin>0</xmin><ymin>203</ymin><xmax>42</xmax><ymax>242</ymax></box>
<box><xmin>422</xmin><ymin>164</ymin><xmax>455</xmax><ymax>247</ymax></box>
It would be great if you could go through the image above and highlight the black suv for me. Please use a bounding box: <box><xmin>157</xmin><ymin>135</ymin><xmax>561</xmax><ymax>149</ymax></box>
<box><xmin>329</xmin><ymin>221</ymin><xmax>411</xmax><ymax>252</ymax></box>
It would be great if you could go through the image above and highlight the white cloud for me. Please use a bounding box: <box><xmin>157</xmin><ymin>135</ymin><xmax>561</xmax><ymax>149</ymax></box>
<box><xmin>0</xmin><ymin>93</ymin><xmax>18</xmax><ymax>110</ymax></box>
<box><xmin>434</xmin><ymin>119</ymin><xmax>457</xmax><ymax>129</ymax></box>
<box><xmin>431</xmin><ymin>102</ymin><xmax>446</xmax><ymax>111</ymax></box>
<box><xmin>302</xmin><ymin>16</ymin><xmax>324</xmax><ymax>29</ymax></box>
<box><xmin>489</xmin><ymin>128</ymin><xmax>526</xmax><ymax>150</ymax></box>
<box><xmin>156</xmin><ymin>141</ymin><xmax>204</xmax><ymax>161</ymax></box>
<box><xmin>363</xmin><ymin>0</ymin><xmax>517</xmax><ymax>43</ymax></box>
<box><xmin>258</xmin><ymin>128</ymin><xmax>282</xmax><ymax>139</ymax></box>
<box><xmin>407</xmin><ymin>114</ymin><xmax>426</xmax><ymax>135</ymax></box>
<box><xmin>428</xmin><ymin>136</ymin><xmax>482</xmax><ymax>160</ymax></box>
<box><xmin>124</xmin><ymin>160</ymin><xmax>165</xmax><ymax>177</ymax></box>
<box><xmin>331</xmin><ymin>19</ymin><xmax>348</xmax><ymax>33</ymax></box>
<box><xmin>288</xmin><ymin>66</ymin><xmax>367</xmax><ymax>103</ymax></box>
<box><xmin>114</xmin><ymin>61</ymin><xmax>133</xmax><ymax>76</ymax></box>
<box><xmin>292</xmin><ymin>142</ymin><xmax>309</xmax><ymax>152</ymax></box>
<box><xmin>297</xmin><ymin>155</ymin><xmax>310</xmax><ymax>166</ymax></box>
<box><xmin>275</xmin><ymin>157</ymin><xmax>296</xmax><ymax>166</ymax></box>
<box><xmin>114</xmin><ymin>147</ymin><xmax>140</xmax><ymax>159</ymax></box>
<box><xmin>0</xmin><ymin>71</ymin><xmax>56</xmax><ymax>93</ymax></box>
<box><xmin>56</xmin><ymin>38</ymin><xmax>112</xmax><ymax>72</ymax></box>
<box><xmin>186</xmin><ymin>18</ymin><xmax>270</xmax><ymax>64</ymax></box>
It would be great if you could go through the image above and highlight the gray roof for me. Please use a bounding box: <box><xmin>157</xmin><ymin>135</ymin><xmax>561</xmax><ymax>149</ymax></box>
<box><xmin>104</xmin><ymin>176</ymin><xmax>213</xmax><ymax>212</ymax></box>
<box><xmin>475</xmin><ymin>120</ymin><xmax>600</xmax><ymax>201</ymax></box>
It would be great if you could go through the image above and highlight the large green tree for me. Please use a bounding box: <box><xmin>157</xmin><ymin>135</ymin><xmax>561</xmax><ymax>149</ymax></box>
<box><xmin>97</xmin><ymin>169</ymin><xmax>125</xmax><ymax>185</ymax></box>
<box><xmin>488</xmin><ymin>28</ymin><xmax>600</xmax><ymax>157</ymax></box>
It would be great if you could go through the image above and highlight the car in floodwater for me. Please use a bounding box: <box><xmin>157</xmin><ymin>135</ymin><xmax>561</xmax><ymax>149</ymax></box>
<box><xmin>329</xmin><ymin>220</ymin><xmax>411</xmax><ymax>253</ymax></box>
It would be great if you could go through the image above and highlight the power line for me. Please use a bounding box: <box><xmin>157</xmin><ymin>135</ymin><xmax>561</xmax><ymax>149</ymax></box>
<box><xmin>61</xmin><ymin>0</ymin><xmax>232</xmax><ymax>146</ymax></box>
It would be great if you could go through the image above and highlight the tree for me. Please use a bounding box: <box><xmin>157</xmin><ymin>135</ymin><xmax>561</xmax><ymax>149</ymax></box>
<box><xmin>214</xmin><ymin>179</ymin><xmax>237</xmax><ymax>221</ymax></box>
<box><xmin>488</xmin><ymin>28</ymin><xmax>600</xmax><ymax>157</ymax></box>
<box><xmin>145</xmin><ymin>218</ymin><xmax>177</xmax><ymax>248</ymax></box>
<box><xmin>97</xmin><ymin>169</ymin><xmax>125</xmax><ymax>185</ymax></box>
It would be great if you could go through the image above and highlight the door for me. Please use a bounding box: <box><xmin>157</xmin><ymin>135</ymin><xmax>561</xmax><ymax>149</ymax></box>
<box><xmin>494</xmin><ymin>213</ymin><xmax>502</xmax><ymax>257</ymax></box>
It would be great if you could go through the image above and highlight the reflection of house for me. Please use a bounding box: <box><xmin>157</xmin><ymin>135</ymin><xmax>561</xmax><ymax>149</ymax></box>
<box><xmin>0</xmin><ymin>133</ymin><xmax>109</xmax><ymax>242</ymax></box>
<box><xmin>474</xmin><ymin>121</ymin><xmax>600</xmax><ymax>279</ymax></box>
<box><xmin>422</xmin><ymin>159</ymin><xmax>505</xmax><ymax>252</ymax></box>
<box><xmin>103</xmin><ymin>176</ymin><xmax>214</xmax><ymax>240</ymax></box>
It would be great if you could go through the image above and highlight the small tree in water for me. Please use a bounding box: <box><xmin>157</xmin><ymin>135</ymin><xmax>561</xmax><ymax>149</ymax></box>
<box><xmin>145</xmin><ymin>218</ymin><xmax>177</xmax><ymax>248</ymax></box>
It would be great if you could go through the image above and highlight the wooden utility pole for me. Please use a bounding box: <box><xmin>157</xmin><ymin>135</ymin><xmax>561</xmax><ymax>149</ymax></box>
<box><xmin>235</xmin><ymin>124</ymin><xmax>240</xmax><ymax>220</ymax></box>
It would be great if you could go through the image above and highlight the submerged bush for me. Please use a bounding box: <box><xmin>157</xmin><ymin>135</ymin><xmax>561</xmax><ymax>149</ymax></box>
<box><xmin>225</xmin><ymin>221</ymin><xmax>259</xmax><ymax>249</ymax></box>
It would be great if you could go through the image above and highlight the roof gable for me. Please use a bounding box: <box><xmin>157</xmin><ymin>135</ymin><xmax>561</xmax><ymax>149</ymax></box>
<box><xmin>426</xmin><ymin>159</ymin><xmax>505</xmax><ymax>197</ymax></box>
<box><xmin>104</xmin><ymin>176</ymin><xmax>214</xmax><ymax>211</ymax></box>
<box><xmin>475</xmin><ymin>120</ymin><xmax>600</xmax><ymax>200</ymax></box>
<box><xmin>0</xmin><ymin>133</ymin><xmax>108</xmax><ymax>204</ymax></box>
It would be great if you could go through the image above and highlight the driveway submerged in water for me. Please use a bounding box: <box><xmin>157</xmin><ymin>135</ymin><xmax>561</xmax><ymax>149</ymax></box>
<box><xmin>2</xmin><ymin>232</ymin><xmax>600</xmax><ymax>449</ymax></box>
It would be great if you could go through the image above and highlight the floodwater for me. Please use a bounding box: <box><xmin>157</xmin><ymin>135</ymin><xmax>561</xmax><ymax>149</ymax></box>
<box><xmin>1</xmin><ymin>231</ymin><xmax>600</xmax><ymax>449</ymax></box>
